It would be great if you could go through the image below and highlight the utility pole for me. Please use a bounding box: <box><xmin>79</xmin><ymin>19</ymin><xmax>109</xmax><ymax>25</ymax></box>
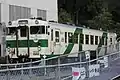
<box><xmin>73</xmin><ymin>0</ymin><xmax>80</xmax><ymax>25</ymax></box>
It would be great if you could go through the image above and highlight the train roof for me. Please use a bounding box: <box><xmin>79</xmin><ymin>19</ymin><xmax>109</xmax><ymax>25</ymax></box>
<box><xmin>48</xmin><ymin>21</ymin><xmax>116</xmax><ymax>34</ymax></box>
<box><xmin>7</xmin><ymin>18</ymin><xmax>116</xmax><ymax>34</ymax></box>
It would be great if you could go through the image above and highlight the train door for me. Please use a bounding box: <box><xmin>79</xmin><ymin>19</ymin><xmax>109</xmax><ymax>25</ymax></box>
<box><xmin>17</xmin><ymin>26</ymin><xmax>29</xmax><ymax>57</ymax></box>
<box><xmin>53</xmin><ymin>29</ymin><xmax>61</xmax><ymax>54</ymax></box>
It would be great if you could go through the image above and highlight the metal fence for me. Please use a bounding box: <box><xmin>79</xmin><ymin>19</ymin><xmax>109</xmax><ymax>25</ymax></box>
<box><xmin>0</xmin><ymin>42</ymin><xmax>120</xmax><ymax>80</ymax></box>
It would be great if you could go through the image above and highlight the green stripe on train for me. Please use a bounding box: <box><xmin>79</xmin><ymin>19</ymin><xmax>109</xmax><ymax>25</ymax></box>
<box><xmin>6</xmin><ymin>39</ymin><xmax>48</xmax><ymax>48</ymax></box>
<box><xmin>63</xmin><ymin>28</ymin><xmax>83</xmax><ymax>54</ymax></box>
<box><xmin>98</xmin><ymin>32</ymin><xmax>107</xmax><ymax>48</ymax></box>
<box><xmin>97</xmin><ymin>32</ymin><xmax>107</xmax><ymax>56</ymax></box>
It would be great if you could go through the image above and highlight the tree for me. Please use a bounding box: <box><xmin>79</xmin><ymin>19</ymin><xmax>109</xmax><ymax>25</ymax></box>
<box><xmin>86</xmin><ymin>0</ymin><xmax>104</xmax><ymax>18</ymax></box>
<box><xmin>88</xmin><ymin>8</ymin><xmax>115</xmax><ymax>31</ymax></box>
<box><xmin>58</xmin><ymin>8</ymin><xmax>73</xmax><ymax>23</ymax></box>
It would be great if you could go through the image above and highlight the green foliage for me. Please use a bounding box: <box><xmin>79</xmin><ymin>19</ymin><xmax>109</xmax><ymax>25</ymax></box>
<box><xmin>88</xmin><ymin>8</ymin><xmax>115</xmax><ymax>31</ymax></box>
<box><xmin>58</xmin><ymin>0</ymin><xmax>120</xmax><ymax>35</ymax></box>
<box><xmin>87</xmin><ymin>0</ymin><xmax>104</xmax><ymax>17</ymax></box>
<box><xmin>58</xmin><ymin>8</ymin><xmax>73</xmax><ymax>23</ymax></box>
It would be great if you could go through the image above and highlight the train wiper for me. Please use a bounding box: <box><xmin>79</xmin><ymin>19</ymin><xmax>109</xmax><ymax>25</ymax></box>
<box><xmin>11</xmin><ymin>31</ymin><xmax>16</xmax><ymax>37</ymax></box>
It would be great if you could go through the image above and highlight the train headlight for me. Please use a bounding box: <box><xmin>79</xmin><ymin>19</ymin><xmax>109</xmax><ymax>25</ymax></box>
<box><xmin>7</xmin><ymin>47</ymin><xmax>10</xmax><ymax>52</ymax></box>
<box><xmin>8</xmin><ymin>21</ymin><xmax>12</xmax><ymax>25</ymax></box>
<box><xmin>33</xmin><ymin>37</ymin><xmax>38</xmax><ymax>43</ymax></box>
<box><xmin>33</xmin><ymin>35</ymin><xmax>38</xmax><ymax>43</ymax></box>
<box><xmin>35</xmin><ymin>20</ymin><xmax>39</xmax><ymax>24</ymax></box>
<box><xmin>37</xmin><ymin>46</ymin><xmax>41</xmax><ymax>51</ymax></box>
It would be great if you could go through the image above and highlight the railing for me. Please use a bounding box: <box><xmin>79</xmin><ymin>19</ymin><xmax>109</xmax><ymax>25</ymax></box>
<box><xmin>0</xmin><ymin>50</ymin><xmax>120</xmax><ymax>80</ymax></box>
<box><xmin>0</xmin><ymin>42</ymin><xmax>120</xmax><ymax>69</ymax></box>
<box><xmin>0</xmin><ymin>42</ymin><xmax>120</xmax><ymax>80</ymax></box>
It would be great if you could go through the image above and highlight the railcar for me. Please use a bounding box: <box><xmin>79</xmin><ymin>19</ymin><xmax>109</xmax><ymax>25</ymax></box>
<box><xmin>6</xmin><ymin>18</ymin><xmax>117</xmax><ymax>63</ymax></box>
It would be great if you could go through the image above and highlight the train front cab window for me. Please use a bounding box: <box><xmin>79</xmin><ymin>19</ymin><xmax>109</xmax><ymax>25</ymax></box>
<box><xmin>6</xmin><ymin>27</ymin><xmax>16</xmax><ymax>35</ymax></box>
<box><xmin>20</xmin><ymin>26</ymin><xmax>28</xmax><ymax>37</ymax></box>
<box><xmin>30</xmin><ymin>26</ymin><xmax>45</xmax><ymax>34</ymax></box>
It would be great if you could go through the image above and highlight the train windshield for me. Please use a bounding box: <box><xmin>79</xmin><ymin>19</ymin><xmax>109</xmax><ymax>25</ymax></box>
<box><xmin>30</xmin><ymin>26</ymin><xmax>45</xmax><ymax>34</ymax></box>
<box><xmin>6</xmin><ymin>27</ymin><xmax>16</xmax><ymax>35</ymax></box>
<box><xmin>19</xmin><ymin>26</ymin><xmax>28</xmax><ymax>37</ymax></box>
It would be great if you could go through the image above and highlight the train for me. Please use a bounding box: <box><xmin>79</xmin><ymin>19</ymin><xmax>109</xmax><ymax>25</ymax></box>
<box><xmin>6</xmin><ymin>18</ymin><xmax>117</xmax><ymax>63</ymax></box>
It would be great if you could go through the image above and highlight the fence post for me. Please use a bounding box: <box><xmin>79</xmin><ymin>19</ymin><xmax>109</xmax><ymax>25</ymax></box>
<box><xmin>43</xmin><ymin>55</ymin><xmax>46</xmax><ymax>76</ymax></box>
<box><xmin>55</xmin><ymin>57</ymin><xmax>61</xmax><ymax>80</ymax></box>
<box><xmin>7</xmin><ymin>70</ymin><xmax>10</xmax><ymax>80</ymax></box>
<box><xmin>29</xmin><ymin>59</ymin><xmax>32</xmax><ymax>79</ymax></box>
<box><xmin>6</xmin><ymin>65</ymin><xmax>10</xmax><ymax>80</ymax></box>
<box><xmin>21</xmin><ymin>64</ymin><xmax>23</xmax><ymax>80</ymax></box>
<box><xmin>58</xmin><ymin>57</ymin><xmax>61</xmax><ymax>80</ymax></box>
<box><xmin>78</xmin><ymin>52</ymin><xmax>81</xmax><ymax>67</ymax></box>
<box><xmin>85</xmin><ymin>50</ymin><xmax>90</xmax><ymax>80</ymax></box>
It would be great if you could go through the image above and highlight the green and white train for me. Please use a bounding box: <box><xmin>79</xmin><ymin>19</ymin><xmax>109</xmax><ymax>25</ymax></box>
<box><xmin>6</xmin><ymin>18</ymin><xmax>117</xmax><ymax>63</ymax></box>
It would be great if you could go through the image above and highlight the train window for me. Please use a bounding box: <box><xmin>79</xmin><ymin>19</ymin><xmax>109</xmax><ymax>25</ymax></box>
<box><xmin>7</xmin><ymin>27</ymin><xmax>16</xmax><ymax>35</ymax></box>
<box><xmin>68</xmin><ymin>32</ymin><xmax>73</xmax><ymax>43</ymax></box>
<box><xmin>46</xmin><ymin>26</ymin><xmax>48</xmax><ymax>34</ymax></box>
<box><xmin>99</xmin><ymin>36</ymin><xmax>101</xmax><ymax>44</ymax></box>
<box><xmin>95</xmin><ymin>36</ymin><xmax>98</xmax><ymax>45</ymax></box>
<box><xmin>104</xmin><ymin>37</ymin><xmax>107</xmax><ymax>45</ymax></box>
<box><xmin>20</xmin><ymin>26</ymin><xmax>27</xmax><ymax>37</ymax></box>
<box><xmin>101</xmin><ymin>37</ymin><xmax>104</xmax><ymax>45</ymax></box>
<box><xmin>85</xmin><ymin>35</ymin><xmax>89</xmax><ymax>44</ymax></box>
<box><xmin>30</xmin><ymin>26</ymin><xmax>45</xmax><ymax>34</ymax></box>
<box><xmin>65</xmin><ymin>32</ymin><xmax>67</xmax><ymax>43</ymax></box>
<box><xmin>55</xmin><ymin>31</ymin><xmax>59</xmax><ymax>42</ymax></box>
<box><xmin>110</xmin><ymin>38</ymin><xmax>112</xmax><ymax>44</ymax></box>
<box><xmin>74</xmin><ymin>33</ymin><xmax>78</xmax><ymax>43</ymax></box>
<box><xmin>90</xmin><ymin>35</ymin><xmax>94</xmax><ymax>45</ymax></box>
<box><xmin>80</xmin><ymin>34</ymin><xmax>84</xmax><ymax>44</ymax></box>
<box><xmin>51</xmin><ymin>29</ymin><xmax>53</xmax><ymax>41</ymax></box>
